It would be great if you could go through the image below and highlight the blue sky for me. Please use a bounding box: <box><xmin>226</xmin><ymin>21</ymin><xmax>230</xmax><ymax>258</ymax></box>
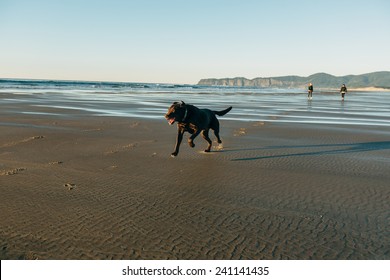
<box><xmin>0</xmin><ymin>0</ymin><xmax>389</xmax><ymax>84</ymax></box>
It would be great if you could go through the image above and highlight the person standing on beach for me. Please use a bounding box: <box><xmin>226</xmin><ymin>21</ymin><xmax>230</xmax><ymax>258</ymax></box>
<box><xmin>340</xmin><ymin>84</ymin><xmax>347</xmax><ymax>100</ymax></box>
<box><xmin>308</xmin><ymin>83</ymin><xmax>313</xmax><ymax>100</ymax></box>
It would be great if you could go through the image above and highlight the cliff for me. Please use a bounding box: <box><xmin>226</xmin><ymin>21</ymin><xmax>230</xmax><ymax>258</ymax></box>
<box><xmin>198</xmin><ymin>71</ymin><xmax>390</xmax><ymax>89</ymax></box>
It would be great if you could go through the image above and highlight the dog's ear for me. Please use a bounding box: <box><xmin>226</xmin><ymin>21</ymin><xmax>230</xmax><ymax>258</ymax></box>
<box><xmin>173</xmin><ymin>101</ymin><xmax>185</xmax><ymax>107</ymax></box>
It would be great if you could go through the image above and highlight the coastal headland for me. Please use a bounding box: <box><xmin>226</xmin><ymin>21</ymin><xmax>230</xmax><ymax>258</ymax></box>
<box><xmin>198</xmin><ymin>71</ymin><xmax>390</xmax><ymax>91</ymax></box>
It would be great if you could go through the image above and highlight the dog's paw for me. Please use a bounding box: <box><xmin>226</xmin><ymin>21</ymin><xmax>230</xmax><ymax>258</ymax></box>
<box><xmin>188</xmin><ymin>142</ymin><xmax>195</xmax><ymax>148</ymax></box>
<box><xmin>204</xmin><ymin>149</ymin><xmax>210</xmax><ymax>153</ymax></box>
<box><xmin>171</xmin><ymin>152</ymin><xmax>178</xmax><ymax>157</ymax></box>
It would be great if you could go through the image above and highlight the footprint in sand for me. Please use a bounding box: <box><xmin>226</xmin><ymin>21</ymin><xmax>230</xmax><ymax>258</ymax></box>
<box><xmin>122</xmin><ymin>143</ymin><xmax>137</xmax><ymax>149</ymax></box>
<box><xmin>129</xmin><ymin>122</ymin><xmax>140</xmax><ymax>128</ymax></box>
<box><xmin>234</xmin><ymin>128</ymin><xmax>247</xmax><ymax>136</ymax></box>
<box><xmin>49</xmin><ymin>161</ymin><xmax>63</xmax><ymax>165</ymax></box>
<box><xmin>215</xmin><ymin>143</ymin><xmax>224</xmax><ymax>151</ymax></box>
<box><xmin>106</xmin><ymin>165</ymin><xmax>118</xmax><ymax>170</ymax></box>
<box><xmin>0</xmin><ymin>135</ymin><xmax>44</xmax><ymax>148</ymax></box>
<box><xmin>64</xmin><ymin>183</ymin><xmax>76</xmax><ymax>190</ymax></box>
<box><xmin>0</xmin><ymin>168</ymin><xmax>26</xmax><ymax>176</ymax></box>
<box><xmin>21</xmin><ymin>136</ymin><xmax>45</xmax><ymax>143</ymax></box>
<box><xmin>104</xmin><ymin>143</ymin><xmax>138</xmax><ymax>155</ymax></box>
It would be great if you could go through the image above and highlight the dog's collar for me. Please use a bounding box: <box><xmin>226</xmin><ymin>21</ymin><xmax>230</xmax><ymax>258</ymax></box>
<box><xmin>182</xmin><ymin>107</ymin><xmax>188</xmax><ymax>122</ymax></box>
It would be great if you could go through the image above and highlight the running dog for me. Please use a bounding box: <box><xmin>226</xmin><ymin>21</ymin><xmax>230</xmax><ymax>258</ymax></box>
<box><xmin>165</xmin><ymin>101</ymin><xmax>232</xmax><ymax>157</ymax></box>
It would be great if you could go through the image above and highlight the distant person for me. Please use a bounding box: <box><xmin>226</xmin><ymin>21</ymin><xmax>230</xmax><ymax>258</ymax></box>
<box><xmin>308</xmin><ymin>83</ymin><xmax>313</xmax><ymax>100</ymax></box>
<box><xmin>340</xmin><ymin>84</ymin><xmax>347</xmax><ymax>100</ymax></box>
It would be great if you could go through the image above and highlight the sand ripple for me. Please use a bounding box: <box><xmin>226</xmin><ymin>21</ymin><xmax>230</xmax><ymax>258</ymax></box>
<box><xmin>0</xmin><ymin>118</ymin><xmax>389</xmax><ymax>259</ymax></box>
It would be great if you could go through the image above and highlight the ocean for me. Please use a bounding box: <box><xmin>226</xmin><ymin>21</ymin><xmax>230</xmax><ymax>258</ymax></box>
<box><xmin>1</xmin><ymin>78</ymin><xmax>390</xmax><ymax>127</ymax></box>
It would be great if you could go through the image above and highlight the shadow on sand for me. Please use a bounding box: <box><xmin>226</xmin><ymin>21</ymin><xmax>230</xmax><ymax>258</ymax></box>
<box><xmin>227</xmin><ymin>141</ymin><xmax>390</xmax><ymax>161</ymax></box>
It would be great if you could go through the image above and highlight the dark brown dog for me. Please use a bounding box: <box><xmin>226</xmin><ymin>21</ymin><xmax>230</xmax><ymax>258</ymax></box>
<box><xmin>165</xmin><ymin>101</ymin><xmax>232</xmax><ymax>157</ymax></box>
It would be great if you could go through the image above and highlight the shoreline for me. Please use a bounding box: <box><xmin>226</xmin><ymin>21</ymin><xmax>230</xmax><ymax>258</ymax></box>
<box><xmin>2</xmin><ymin>77</ymin><xmax>390</xmax><ymax>92</ymax></box>
<box><xmin>1</xmin><ymin>107</ymin><xmax>389</xmax><ymax>259</ymax></box>
<box><xmin>348</xmin><ymin>87</ymin><xmax>390</xmax><ymax>92</ymax></box>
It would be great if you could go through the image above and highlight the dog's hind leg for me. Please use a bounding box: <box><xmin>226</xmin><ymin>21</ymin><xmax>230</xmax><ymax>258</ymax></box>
<box><xmin>213</xmin><ymin>122</ymin><xmax>222</xmax><ymax>144</ymax></box>
<box><xmin>201</xmin><ymin>129</ymin><xmax>212</xmax><ymax>152</ymax></box>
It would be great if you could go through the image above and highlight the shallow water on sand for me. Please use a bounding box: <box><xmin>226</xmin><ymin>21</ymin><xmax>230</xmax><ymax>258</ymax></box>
<box><xmin>1</xmin><ymin>79</ymin><xmax>390</xmax><ymax>127</ymax></box>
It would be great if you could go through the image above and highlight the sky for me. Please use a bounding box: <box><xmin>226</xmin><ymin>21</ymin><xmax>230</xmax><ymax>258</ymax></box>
<box><xmin>0</xmin><ymin>0</ymin><xmax>389</xmax><ymax>84</ymax></box>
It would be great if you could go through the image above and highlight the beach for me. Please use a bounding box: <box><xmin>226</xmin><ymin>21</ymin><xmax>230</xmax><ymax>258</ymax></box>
<box><xmin>0</xmin><ymin>84</ymin><xmax>389</xmax><ymax>260</ymax></box>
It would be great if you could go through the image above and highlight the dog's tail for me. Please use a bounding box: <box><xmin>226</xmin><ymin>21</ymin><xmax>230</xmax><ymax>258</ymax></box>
<box><xmin>214</xmin><ymin>106</ymin><xmax>232</xmax><ymax>116</ymax></box>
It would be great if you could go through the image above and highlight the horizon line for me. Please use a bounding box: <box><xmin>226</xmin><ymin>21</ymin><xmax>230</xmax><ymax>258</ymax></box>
<box><xmin>1</xmin><ymin>70</ymin><xmax>390</xmax><ymax>86</ymax></box>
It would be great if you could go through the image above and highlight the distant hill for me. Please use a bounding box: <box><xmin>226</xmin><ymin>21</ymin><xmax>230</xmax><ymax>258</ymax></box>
<box><xmin>198</xmin><ymin>71</ymin><xmax>390</xmax><ymax>89</ymax></box>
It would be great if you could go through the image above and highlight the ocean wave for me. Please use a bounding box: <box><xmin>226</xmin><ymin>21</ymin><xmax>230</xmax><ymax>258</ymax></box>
<box><xmin>0</xmin><ymin>78</ymin><xmax>304</xmax><ymax>95</ymax></box>
<box><xmin>1</xmin><ymin>79</ymin><xmax>390</xmax><ymax>128</ymax></box>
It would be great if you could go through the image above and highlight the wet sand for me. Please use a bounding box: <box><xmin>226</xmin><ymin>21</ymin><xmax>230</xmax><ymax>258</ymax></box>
<box><xmin>1</xmin><ymin>106</ymin><xmax>389</xmax><ymax>260</ymax></box>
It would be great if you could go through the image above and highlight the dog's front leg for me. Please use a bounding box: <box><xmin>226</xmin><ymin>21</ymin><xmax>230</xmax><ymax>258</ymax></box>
<box><xmin>172</xmin><ymin>129</ymin><xmax>184</xmax><ymax>157</ymax></box>
<box><xmin>188</xmin><ymin>130</ymin><xmax>201</xmax><ymax>148</ymax></box>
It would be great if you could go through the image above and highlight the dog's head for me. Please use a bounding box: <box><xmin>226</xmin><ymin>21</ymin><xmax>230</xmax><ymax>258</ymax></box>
<box><xmin>165</xmin><ymin>101</ymin><xmax>187</xmax><ymax>125</ymax></box>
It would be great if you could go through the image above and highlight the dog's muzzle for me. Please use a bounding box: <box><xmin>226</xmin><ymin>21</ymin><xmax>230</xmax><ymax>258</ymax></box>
<box><xmin>165</xmin><ymin>116</ymin><xmax>175</xmax><ymax>125</ymax></box>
